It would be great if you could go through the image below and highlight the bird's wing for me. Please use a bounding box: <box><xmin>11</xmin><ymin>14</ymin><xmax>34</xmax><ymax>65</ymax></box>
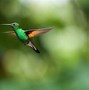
<box><xmin>2</xmin><ymin>31</ymin><xmax>16</xmax><ymax>36</ymax></box>
<box><xmin>25</xmin><ymin>27</ymin><xmax>52</xmax><ymax>38</ymax></box>
<box><xmin>27</xmin><ymin>41</ymin><xmax>40</xmax><ymax>53</ymax></box>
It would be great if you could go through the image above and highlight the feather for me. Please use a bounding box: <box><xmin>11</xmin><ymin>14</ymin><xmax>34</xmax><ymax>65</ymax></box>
<box><xmin>25</xmin><ymin>27</ymin><xmax>52</xmax><ymax>38</ymax></box>
<box><xmin>27</xmin><ymin>41</ymin><xmax>40</xmax><ymax>53</ymax></box>
<box><xmin>1</xmin><ymin>31</ymin><xmax>16</xmax><ymax>36</ymax></box>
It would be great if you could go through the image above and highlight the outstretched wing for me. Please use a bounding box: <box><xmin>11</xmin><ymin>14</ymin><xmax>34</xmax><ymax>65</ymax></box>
<box><xmin>27</xmin><ymin>41</ymin><xmax>40</xmax><ymax>53</ymax></box>
<box><xmin>1</xmin><ymin>31</ymin><xmax>16</xmax><ymax>36</ymax></box>
<box><xmin>25</xmin><ymin>27</ymin><xmax>52</xmax><ymax>38</ymax></box>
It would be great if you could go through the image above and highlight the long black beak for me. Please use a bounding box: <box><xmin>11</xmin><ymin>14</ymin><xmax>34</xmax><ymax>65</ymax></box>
<box><xmin>0</xmin><ymin>24</ymin><xmax>12</xmax><ymax>26</ymax></box>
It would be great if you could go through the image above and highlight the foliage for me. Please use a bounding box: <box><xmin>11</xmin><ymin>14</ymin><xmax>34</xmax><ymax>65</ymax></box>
<box><xmin>0</xmin><ymin>0</ymin><xmax>88</xmax><ymax>90</ymax></box>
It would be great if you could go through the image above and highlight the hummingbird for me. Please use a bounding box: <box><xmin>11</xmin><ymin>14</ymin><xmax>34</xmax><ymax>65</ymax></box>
<box><xmin>0</xmin><ymin>22</ymin><xmax>52</xmax><ymax>53</ymax></box>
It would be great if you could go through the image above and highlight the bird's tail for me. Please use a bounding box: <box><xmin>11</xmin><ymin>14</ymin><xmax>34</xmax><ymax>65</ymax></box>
<box><xmin>27</xmin><ymin>41</ymin><xmax>40</xmax><ymax>53</ymax></box>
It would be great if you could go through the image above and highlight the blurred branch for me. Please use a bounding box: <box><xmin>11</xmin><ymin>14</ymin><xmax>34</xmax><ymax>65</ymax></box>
<box><xmin>72</xmin><ymin>0</ymin><xmax>87</xmax><ymax>29</ymax></box>
<box><xmin>72</xmin><ymin>0</ymin><xmax>89</xmax><ymax>61</ymax></box>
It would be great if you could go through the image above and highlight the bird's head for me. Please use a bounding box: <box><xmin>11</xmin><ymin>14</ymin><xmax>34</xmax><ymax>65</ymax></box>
<box><xmin>11</xmin><ymin>22</ymin><xmax>19</xmax><ymax>30</ymax></box>
<box><xmin>0</xmin><ymin>22</ymin><xmax>20</xmax><ymax>30</ymax></box>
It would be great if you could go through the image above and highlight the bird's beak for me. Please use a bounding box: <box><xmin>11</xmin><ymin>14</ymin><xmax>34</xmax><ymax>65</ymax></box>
<box><xmin>0</xmin><ymin>24</ymin><xmax>12</xmax><ymax>26</ymax></box>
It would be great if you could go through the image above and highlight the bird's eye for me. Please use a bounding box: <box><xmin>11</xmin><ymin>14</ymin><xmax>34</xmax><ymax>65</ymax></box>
<box><xmin>13</xmin><ymin>23</ymin><xmax>16</xmax><ymax>26</ymax></box>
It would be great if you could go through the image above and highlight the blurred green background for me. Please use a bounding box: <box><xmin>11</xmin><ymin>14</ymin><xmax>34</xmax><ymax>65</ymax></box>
<box><xmin>0</xmin><ymin>0</ymin><xmax>89</xmax><ymax>90</ymax></box>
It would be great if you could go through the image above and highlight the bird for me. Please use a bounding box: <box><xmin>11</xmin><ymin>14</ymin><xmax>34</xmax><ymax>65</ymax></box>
<box><xmin>0</xmin><ymin>22</ymin><xmax>52</xmax><ymax>53</ymax></box>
